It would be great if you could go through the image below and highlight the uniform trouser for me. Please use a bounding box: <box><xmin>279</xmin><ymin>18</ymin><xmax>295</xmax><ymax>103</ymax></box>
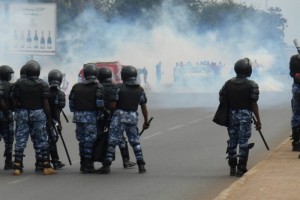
<box><xmin>14</xmin><ymin>120</ymin><xmax>49</xmax><ymax>163</ymax></box>
<box><xmin>0</xmin><ymin>121</ymin><xmax>14</xmax><ymax>162</ymax></box>
<box><xmin>48</xmin><ymin>127</ymin><xmax>60</xmax><ymax>161</ymax></box>
<box><xmin>97</xmin><ymin>119</ymin><xmax>130</xmax><ymax>161</ymax></box>
<box><xmin>227</xmin><ymin>110</ymin><xmax>252</xmax><ymax>164</ymax></box>
<box><xmin>291</xmin><ymin>93</ymin><xmax>300</xmax><ymax>127</ymax></box>
<box><xmin>75</xmin><ymin>123</ymin><xmax>97</xmax><ymax>159</ymax></box>
<box><xmin>105</xmin><ymin>121</ymin><xmax>144</xmax><ymax>163</ymax></box>
<box><xmin>291</xmin><ymin>92</ymin><xmax>300</xmax><ymax>150</ymax></box>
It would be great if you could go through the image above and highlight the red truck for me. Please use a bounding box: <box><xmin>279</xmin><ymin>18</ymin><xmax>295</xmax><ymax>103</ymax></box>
<box><xmin>78</xmin><ymin>61</ymin><xmax>123</xmax><ymax>83</ymax></box>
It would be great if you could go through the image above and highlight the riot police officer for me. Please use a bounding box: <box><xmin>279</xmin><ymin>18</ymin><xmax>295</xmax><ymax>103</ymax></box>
<box><xmin>11</xmin><ymin>60</ymin><xmax>55</xmax><ymax>176</ymax></box>
<box><xmin>96</xmin><ymin>67</ymin><xmax>136</xmax><ymax>169</ymax></box>
<box><xmin>69</xmin><ymin>63</ymin><xmax>104</xmax><ymax>173</ymax></box>
<box><xmin>0</xmin><ymin>65</ymin><xmax>15</xmax><ymax>170</ymax></box>
<box><xmin>47</xmin><ymin>69</ymin><xmax>66</xmax><ymax>169</ymax></box>
<box><xmin>219</xmin><ymin>58</ymin><xmax>261</xmax><ymax>177</ymax></box>
<box><xmin>289</xmin><ymin>54</ymin><xmax>300</xmax><ymax>151</ymax></box>
<box><xmin>97</xmin><ymin>65</ymin><xmax>150</xmax><ymax>174</ymax></box>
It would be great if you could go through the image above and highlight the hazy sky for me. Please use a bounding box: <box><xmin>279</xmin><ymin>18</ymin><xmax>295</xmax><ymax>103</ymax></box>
<box><xmin>236</xmin><ymin>0</ymin><xmax>299</xmax><ymax>46</ymax></box>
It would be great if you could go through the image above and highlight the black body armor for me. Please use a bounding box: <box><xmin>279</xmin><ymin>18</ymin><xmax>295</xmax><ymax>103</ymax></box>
<box><xmin>222</xmin><ymin>77</ymin><xmax>259</xmax><ymax>110</ymax></box>
<box><xmin>15</xmin><ymin>79</ymin><xmax>49</xmax><ymax>110</ymax></box>
<box><xmin>116</xmin><ymin>84</ymin><xmax>144</xmax><ymax>112</ymax></box>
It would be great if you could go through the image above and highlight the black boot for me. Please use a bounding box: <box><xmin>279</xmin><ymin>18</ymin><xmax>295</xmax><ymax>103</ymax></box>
<box><xmin>4</xmin><ymin>151</ymin><xmax>14</xmax><ymax>170</ymax></box>
<box><xmin>51</xmin><ymin>159</ymin><xmax>66</xmax><ymax>170</ymax></box>
<box><xmin>228</xmin><ymin>157</ymin><xmax>237</xmax><ymax>176</ymax></box>
<box><xmin>120</xmin><ymin>143</ymin><xmax>136</xmax><ymax>168</ymax></box>
<box><xmin>236</xmin><ymin>143</ymin><xmax>254</xmax><ymax>177</ymax></box>
<box><xmin>137</xmin><ymin>160</ymin><xmax>146</xmax><ymax>174</ymax></box>
<box><xmin>95</xmin><ymin>160</ymin><xmax>111</xmax><ymax>174</ymax></box>
<box><xmin>123</xmin><ymin>160</ymin><xmax>136</xmax><ymax>168</ymax></box>
<box><xmin>35</xmin><ymin>159</ymin><xmax>44</xmax><ymax>172</ymax></box>
<box><xmin>80</xmin><ymin>155</ymin><xmax>84</xmax><ymax>172</ymax></box>
<box><xmin>42</xmin><ymin>160</ymin><xmax>57</xmax><ymax>175</ymax></box>
<box><xmin>82</xmin><ymin>157</ymin><xmax>95</xmax><ymax>174</ymax></box>
<box><xmin>292</xmin><ymin>126</ymin><xmax>300</xmax><ymax>151</ymax></box>
<box><xmin>50</xmin><ymin>145</ymin><xmax>65</xmax><ymax>170</ymax></box>
<box><xmin>13</xmin><ymin>153</ymin><xmax>24</xmax><ymax>176</ymax></box>
<box><xmin>236</xmin><ymin>159</ymin><xmax>248</xmax><ymax>177</ymax></box>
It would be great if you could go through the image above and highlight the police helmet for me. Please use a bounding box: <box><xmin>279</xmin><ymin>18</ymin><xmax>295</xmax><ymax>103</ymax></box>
<box><xmin>97</xmin><ymin>67</ymin><xmax>112</xmax><ymax>83</ymax></box>
<box><xmin>234</xmin><ymin>58</ymin><xmax>252</xmax><ymax>77</ymax></box>
<box><xmin>121</xmin><ymin>65</ymin><xmax>139</xmax><ymax>85</ymax></box>
<box><xmin>48</xmin><ymin>69</ymin><xmax>63</xmax><ymax>87</ymax></box>
<box><xmin>83</xmin><ymin>63</ymin><xmax>97</xmax><ymax>80</ymax></box>
<box><xmin>0</xmin><ymin>65</ymin><xmax>14</xmax><ymax>81</ymax></box>
<box><xmin>290</xmin><ymin>54</ymin><xmax>300</xmax><ymax>67</ymax></box>
<box><xmin>25</xmin><ymin>60</ymin><xmax>41</xmax><ymax>79</ymax></box>
<box><xmin>20</xmin><ymin>64</ymin><xmax>27</xmax><ymax>77</ymax></box>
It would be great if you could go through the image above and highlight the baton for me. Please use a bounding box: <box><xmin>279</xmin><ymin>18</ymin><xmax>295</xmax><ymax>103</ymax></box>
<box><xmin>140</xmin><ymin>117</ymin><xmax>153</xmax><ymax>136</ymax></box>
<box><xmin>52</xmin><ymin>122</ymin><xmax>72</xmax><ymax>165</ymax></box>
<box><xmin>252</xmin><ymin>116</ymin><xmax>270</xmax><ymax>151</ymax></box>
<box><xmin>61</xmin><ymin>109</ymin><xmax>69</xmax><ymax>123</ymax></box>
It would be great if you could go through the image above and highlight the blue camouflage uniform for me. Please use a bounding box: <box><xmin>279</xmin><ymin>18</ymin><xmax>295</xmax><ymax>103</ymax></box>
<box><xmin>47</xmin><ymin>86</ymin><xmax>66</xmax><ymax>168</ymax></box>
<box><xmin>12</xmin><ymin>78</ymin><xmax>51</xmax><ymax>171</ymax></box>
<box><xmin>105</xmin><ymin>84</ymin><xmax>147</xmax><ymax>163</ymax></box>
<box><xmin>99</xmin><ymin>80</ymin><xmax>135</xmax><ymax>166</ymax></box>
<box><xmin>220</xmin><ymin>76</ymin><xmax>259</xmax><ymax>175</ymax></box>
<box><xmin>69</xmin><ymin>78</ymin><xmax>104</xmax><ymax>172</ymax></box>
<box><xmin>289</xmin><ymin>55</ymin><xmax>300</xmax><ymax>150</ymax></box>
<box><xmin>0</xmin><ymin>80</ymin><xmax>14</xmax><ymax>169</ymax></box>
<box><xmin>291</xmin><ymin>84</ymin><xmax>300</xmax><ymax>127</ymax></box>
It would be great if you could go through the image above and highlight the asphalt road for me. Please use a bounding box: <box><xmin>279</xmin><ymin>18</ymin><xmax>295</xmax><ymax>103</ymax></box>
<box><xmin>0</xmin><ymin>91</ymin><xmax>292</xmax><ymax>200</ymax></box>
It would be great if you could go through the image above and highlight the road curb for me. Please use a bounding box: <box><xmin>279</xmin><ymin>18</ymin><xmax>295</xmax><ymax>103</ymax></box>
<box><xmin>213</xmin><ymin>137</ymin><xmax>290</xmax><ymax>200</ymax></box>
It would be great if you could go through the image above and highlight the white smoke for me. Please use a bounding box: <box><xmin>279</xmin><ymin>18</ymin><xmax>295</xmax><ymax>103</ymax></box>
<box><xmin>0</xmin><ymin>1</ymin><xmax>292</xmax><ymax>107</ymax></box>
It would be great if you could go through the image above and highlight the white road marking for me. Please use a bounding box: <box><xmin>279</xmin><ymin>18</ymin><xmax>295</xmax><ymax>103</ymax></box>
<box><xmin>142</xmin><ymin>114</ymin><xmax>212</xmax><ymax>139</ymax></box>
<box><xmin>142</xmin><ymin>132</ymin><xmax>163</xmax><ymax>139</ymax></box>
<box><xmin>188</xmin><ymin>118</ymin><xmax>203</xmax><ymax>124</ymax></box>
<box><xmin>205</xmin><ymin>114</ymin><xmax>214</xmax><ymax>119</ymax></box>
<box><xmin>9</xmin><ymin>176</ymin><xmax>34</xmax><ymax>184</ymax></box>
<box><xmin>168</xmin><ymin>124</ymin><xmax>185</xmax><ymax>131</ymax></box>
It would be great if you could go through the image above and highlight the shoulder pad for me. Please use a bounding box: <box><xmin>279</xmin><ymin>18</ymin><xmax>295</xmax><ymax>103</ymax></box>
<box><xmin>0</xmin><ymin>84</ymin><xmax>4</xmax><ymax>92</ymax></box>
<box><xmin>58</xmin><ymin>89</ymin><xmax>66</xmax><ymax>96</ymax></box>
<box><xmin>230</xmin><ymin>77</ymin><xmax>247</xmax><ymax>84</ymax></box>
<box><xmin>247</xmin><ymin>79</ymin><xmax>258</xmax><ymax>88</ymax></box>
<box><xmin>96</xmin><ymin>82</ymin><xmax>104</xmax><ymax>98</ymax></box>
<box><xmin>83</xmin><ymin>79</ymin><xmax>98</xmax><ymax>85</ymax></box>
<box><xmin>248</xmin><ymin>80</ymin><xmax>259</xmax><ymax>101</ymax></box>
<box><xmin>40</xmin><ymin>79</ymin><xmax>49</xmax><ymax>87</ymax></box>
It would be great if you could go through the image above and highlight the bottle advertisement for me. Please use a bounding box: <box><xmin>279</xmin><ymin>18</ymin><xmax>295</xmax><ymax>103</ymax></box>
<box><xmin>8</xmin><ymin>3</ymin><xmax>56</xmax><ymax>55</ymax></box>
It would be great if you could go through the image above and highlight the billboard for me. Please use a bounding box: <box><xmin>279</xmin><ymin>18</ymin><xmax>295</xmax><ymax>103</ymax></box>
<box><xmin>8</xmin><ymin>3</ymin><xmax>56</xmax><ymax>55</ymax></box>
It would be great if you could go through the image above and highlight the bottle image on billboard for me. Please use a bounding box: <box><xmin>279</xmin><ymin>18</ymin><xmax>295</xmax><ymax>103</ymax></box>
<box><xmin>20</xmin><ymin>31</ymin><xmax>25</xmax><ymax>48</ymax></box>
<box><xmin>40</xmin><ymin>31</ymin><xmax>45</xmax><ymax>49</ymax></box>
<box><xmin>47</xmin><ymin>31</ymin><xmax>52</xmax><ymax>49</ymax></box>
<box><xmin>13</xmin><ymin>30</ymin><xmax>18</xmax><ymax>48</ymax></box>
<box><xmin>34</xmin><ymin>30</ymin><xmax>39</xmax><ymax>49</ymax></box>
<box><xmin>26</xmin><ymin>30</ymin><xmax>32</xmax><ymax>49</ymax></box>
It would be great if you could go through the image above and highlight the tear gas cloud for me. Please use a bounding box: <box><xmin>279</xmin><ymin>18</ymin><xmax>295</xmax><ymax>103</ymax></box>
<box><xmin>0</xmin><ymin>1</ymin><xmax>293</xmax><ymax>108</ymax></box>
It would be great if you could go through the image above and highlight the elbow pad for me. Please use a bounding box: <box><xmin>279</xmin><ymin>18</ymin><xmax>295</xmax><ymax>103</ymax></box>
<box><xmin>96</xmin><ymin>84</ymin><xmax>104</xmax><ymax>99</ymax></box>
<box><xmin>56</xmin><ymin>90</ymin><xmax>66</xmax><ymax>108</ymax></box>
<box><xmin>68</xmin><ymin>91</ymin><xmax>75</xmax><ymax>112</ymax></box>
